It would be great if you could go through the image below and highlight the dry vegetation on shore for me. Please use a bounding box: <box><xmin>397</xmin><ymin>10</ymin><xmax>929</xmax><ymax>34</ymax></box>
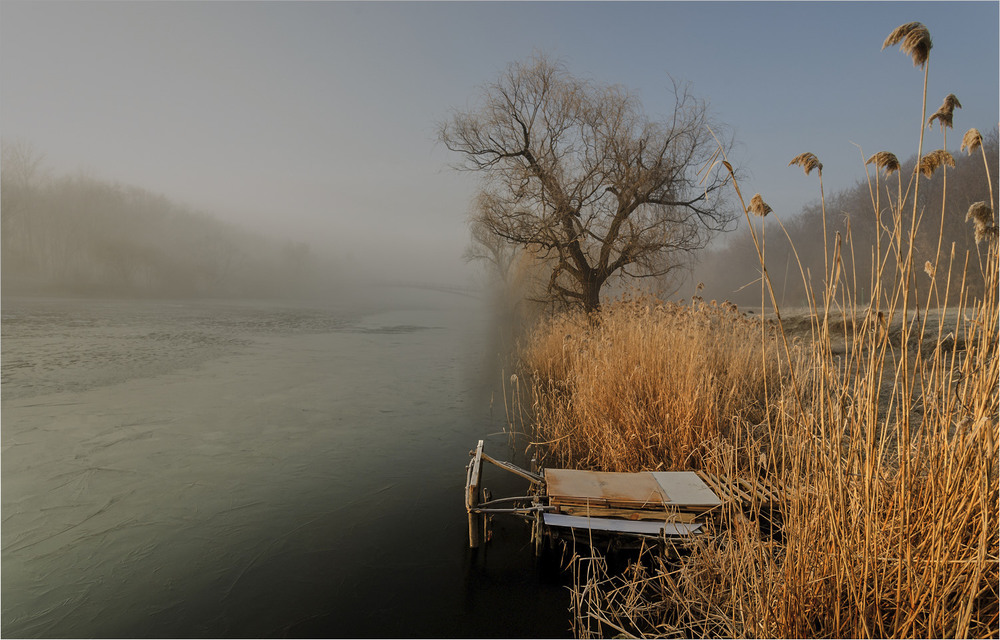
<box><xmin>517</xmin><ymin>22</ymin><xmax>999</xmax><ymax>639</ymax></box>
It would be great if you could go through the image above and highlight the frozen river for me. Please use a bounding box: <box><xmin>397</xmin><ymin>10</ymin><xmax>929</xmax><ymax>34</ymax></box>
<box><xmin>1</xmin><ymin>291</ymin><xmax>568</xmax><ymax>637</ymax></box>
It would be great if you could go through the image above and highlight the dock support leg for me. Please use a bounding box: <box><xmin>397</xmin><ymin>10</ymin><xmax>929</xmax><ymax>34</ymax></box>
<box><xmin>468</xmin><ymin>504</ymin><xmax>480</xmax><ymax>548</ymax></box>
<box><xmin>533</xmin><ymin>510</ymin><xmax>543</xmax><ymax>556</ymax></box>
<box><xmin>466</xmin><ymin>440</ymin><xmax>484</xmax><ymax>548</ymax></box>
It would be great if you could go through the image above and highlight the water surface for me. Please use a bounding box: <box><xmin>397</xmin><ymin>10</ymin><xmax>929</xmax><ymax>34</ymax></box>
<box><xmin>2</xmin><ymin>291</ymin><xmax>569</xmax><ymax>637</ymax></box>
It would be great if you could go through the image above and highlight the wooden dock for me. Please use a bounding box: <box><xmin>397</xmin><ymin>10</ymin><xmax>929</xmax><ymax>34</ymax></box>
<box><xmin>464</xmin><ymin>440</ymin><xmax>780</xmax><ymax>552</ymax></box>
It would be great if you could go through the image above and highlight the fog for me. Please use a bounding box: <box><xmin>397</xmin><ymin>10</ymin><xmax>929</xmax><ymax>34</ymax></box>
<box><xmin>1</xmin><ymin>2</ymin><xmax>486</xmax><ymax>297</ymax></box>
<box><xmin>4</xmin><ymin>2</ymin><xmax>997</xmax><ymax>305</ymax></box>
<box><xmin>0</xmin><ymin>137</ymin><xmax>484</xmax><ymax>302</ymax></box>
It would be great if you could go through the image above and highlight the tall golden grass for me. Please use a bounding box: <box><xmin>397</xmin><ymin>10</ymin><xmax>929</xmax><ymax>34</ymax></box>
<box><xmin>518</xmin><ymin>21</ymin><xmax>998</xmax><ymax>639</ymax></box>
<box><xmin>525</xmin><ymin>296</ymin><xmax>791</xmax><ymax>474</ymax></box>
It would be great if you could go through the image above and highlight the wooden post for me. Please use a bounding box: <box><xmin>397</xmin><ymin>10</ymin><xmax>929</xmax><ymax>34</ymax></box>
<box><xmin>533</xmin><ymin>510</ymin><xmax>544</xmax><ymax>556</ymax></box>
<box><xmin>467</xmin><ymin>440</ymin><xmax>484</xmax><ymax>548</ymax></box>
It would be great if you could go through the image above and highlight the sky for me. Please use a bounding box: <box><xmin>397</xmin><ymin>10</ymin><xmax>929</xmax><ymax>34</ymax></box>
<box><xmin>2</xmin><ymin>1</ymin><xmax>998</xmax><ymax>286</ymax></box>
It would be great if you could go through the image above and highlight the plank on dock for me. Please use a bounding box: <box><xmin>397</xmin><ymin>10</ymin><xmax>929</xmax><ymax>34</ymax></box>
<box><xmin>650</xmin><ymin>472</ymin><xmax>722</xmax><ymax>507</ymax></box>
<box><xmin>545</xmin><ymin>469</ymin><xmax>669</xmax><ymax>509</ymax></box>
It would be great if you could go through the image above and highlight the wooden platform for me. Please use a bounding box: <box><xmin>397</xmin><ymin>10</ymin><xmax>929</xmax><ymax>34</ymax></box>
<box><xmin>544</xmin><ymin>468</ymin><xmax>721</xmax><ymax>511</ymax></box>
<box><xmin>464</xmin><ymin>440</ymin><xmax>788</xmax><ymax>550</ymax></box>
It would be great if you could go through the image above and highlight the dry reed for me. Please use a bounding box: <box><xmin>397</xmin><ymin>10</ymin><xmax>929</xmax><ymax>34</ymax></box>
<box><xmin>966</xmin><ymin>202</ymin><xmax>994</xmax><ymax>229</ymax></box>
<box><xmin>882</xmin><ymin>21</ymin><xmax>933</xmax><ymax>67</ymax></box>
<box><xmin>866</xmin><ymin>151</ymin><xmax>901</xmax><ymax>175</ymax></box>
<box><xmin>748</xmin><ymin>194</ymin><xmax>772</xmax><ymax>218</ymax></box>
<box><xmin>527</xmin><ymin>216</ymin><xmax>998</xmax><ymax>640</ymax></box>
<box><xmin>962</xmin><ymin>128</ymin><xmax>984</xmax><ymax>154</ymax></box>
<box><xmin>788</xmin><ymin>152</ymin><xmax>823</xmax><ymax>176</ymax></box>
<box><xmin>919</xmin><ymin>149</ymin><xmax>956</xmax><ymax>178</ymax></box>
<box><xmin>928</xmin><ymin>94</ymin><xmax>962</xmax><ymax>129</ymax></box>
<box><xmin>523</xmin><ymin>295</ymin><xmax>792</xmax><ymax>473</ymax></box>
<box><xmin>516</xmin><ymin>20</ymin><xmax>998</xmax><ymax>639</ymax></box>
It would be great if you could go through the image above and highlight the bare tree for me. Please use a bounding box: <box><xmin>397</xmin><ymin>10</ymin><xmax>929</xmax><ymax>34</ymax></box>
<box><xmin>440</xmin><ymin>55</ymin><xmax>736</xmax><ymax>312</ymax></box>
<box><xmin>462</xmin><ymin>217</ymin><xmax>519</xmax><ymax>284</ymax></box>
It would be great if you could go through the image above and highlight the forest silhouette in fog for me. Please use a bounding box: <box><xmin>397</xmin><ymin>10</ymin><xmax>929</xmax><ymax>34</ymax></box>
<box><xmin>2</xmin><ymin>141</ymin><xmax>336</xmax><ymax>298</ymax></box>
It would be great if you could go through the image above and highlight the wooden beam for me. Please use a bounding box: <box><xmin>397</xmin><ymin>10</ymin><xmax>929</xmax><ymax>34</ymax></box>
<box><xmin>481</xmin><ymin>452</ymin><xmax>543</xmax><ymax>484</ymax></box>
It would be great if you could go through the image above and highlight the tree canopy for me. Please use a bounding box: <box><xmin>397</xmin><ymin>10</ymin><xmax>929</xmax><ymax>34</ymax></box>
<box><xmin>441</xmin><ymin>55</ymin><xmax>736</xmax><ymax>311</ymax></box>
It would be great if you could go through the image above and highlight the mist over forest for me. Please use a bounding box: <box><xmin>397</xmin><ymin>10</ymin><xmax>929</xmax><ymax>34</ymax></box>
<box><xmin>3</xmin><ymin>129</ymin><xmax>996</xmax><ymax>307</ymax></box>
<box><xmin>1</xmin><ymin>140</ymin><xmax>351</xmax><ymax>299</ymax></box>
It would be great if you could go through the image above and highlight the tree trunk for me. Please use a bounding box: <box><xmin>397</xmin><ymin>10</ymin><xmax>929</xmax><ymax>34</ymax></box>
<box><xmin>582</xmin><ymin>275</ymin><xmax>603</xmax><ymax>313</ymax></box>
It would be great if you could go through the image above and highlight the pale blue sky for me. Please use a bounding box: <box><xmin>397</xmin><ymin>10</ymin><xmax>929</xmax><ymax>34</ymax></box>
<box><xmin>2</xmin><ymin>1</ymin><xmax>997</xmax><ymax>284</ymax></box>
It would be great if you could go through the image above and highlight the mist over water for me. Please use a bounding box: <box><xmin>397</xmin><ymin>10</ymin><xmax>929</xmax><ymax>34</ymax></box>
<box><xmin>1</xmin><ymin>289</ymin><xmax>569</xmax><ymax>638</ymax></box>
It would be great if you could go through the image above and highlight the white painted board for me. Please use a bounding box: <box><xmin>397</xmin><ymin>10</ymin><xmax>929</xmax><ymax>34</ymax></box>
<box><xmin>543</xmin><ymin>513</ymin><xmax>703</xmax><ymax>537</ymax></box>
<box><xmin>650</xmin><ymin>472</ymin><xmax>722</xmax><ymax>506</ymax></box>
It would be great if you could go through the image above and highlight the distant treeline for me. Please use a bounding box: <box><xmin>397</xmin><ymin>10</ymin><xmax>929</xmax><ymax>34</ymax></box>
<box><xmin>695</xmin><ymin>129</ymin><xmax>998</xmax><ymax>308</ymax></box>
<box><xmin>1</xmin><ymin>141</ymin><xmax>335</xmax><ymax>298</ymax></box>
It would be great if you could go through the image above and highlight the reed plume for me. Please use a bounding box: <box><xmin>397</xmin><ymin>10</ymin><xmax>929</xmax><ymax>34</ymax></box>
<box><xmin>974</xmin><ymin>224</ymin><xmax>998</xmax><ymax>244</ymax></box>
<box><xmin>865</xmin><ymin>151</ymin><xmax>900</xmax><ymax>175</ymax></box>
<box><xmin>882</xmin><ymin>21</ymin><xmax>932</xmax><ymax>67</ymax></box>
<box><xmin>788</xmin><ymin>152</ymin><xmax>823</xmax><ymax>175</ymax></box>
<box><xmin>918</xmin><ymin>149</ymin><xmax>955</xmax><ymax>178</ymax></box>
<box><xmin>966</xmin><ymin>201</ymin><xmax>994</xmax><ymax>229</ymax></box>
<box><xmin>940</xmin><ymin>93</ymin><xmax>961</xmax><ymax>110</ymax></box>
<box><xmin>927</xmin><ymin>93</ymin><xmax>962</xmax><ymax>129</ymax></box>
<box><xmin>748</xmin><ymin>193</ymin><xmax>772</xmax><ymax>217</ymax></box>
<box><xmin>961</xmin><ymin>127</ymin><xmax>983</xmax><ymax>154</ymax></box>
